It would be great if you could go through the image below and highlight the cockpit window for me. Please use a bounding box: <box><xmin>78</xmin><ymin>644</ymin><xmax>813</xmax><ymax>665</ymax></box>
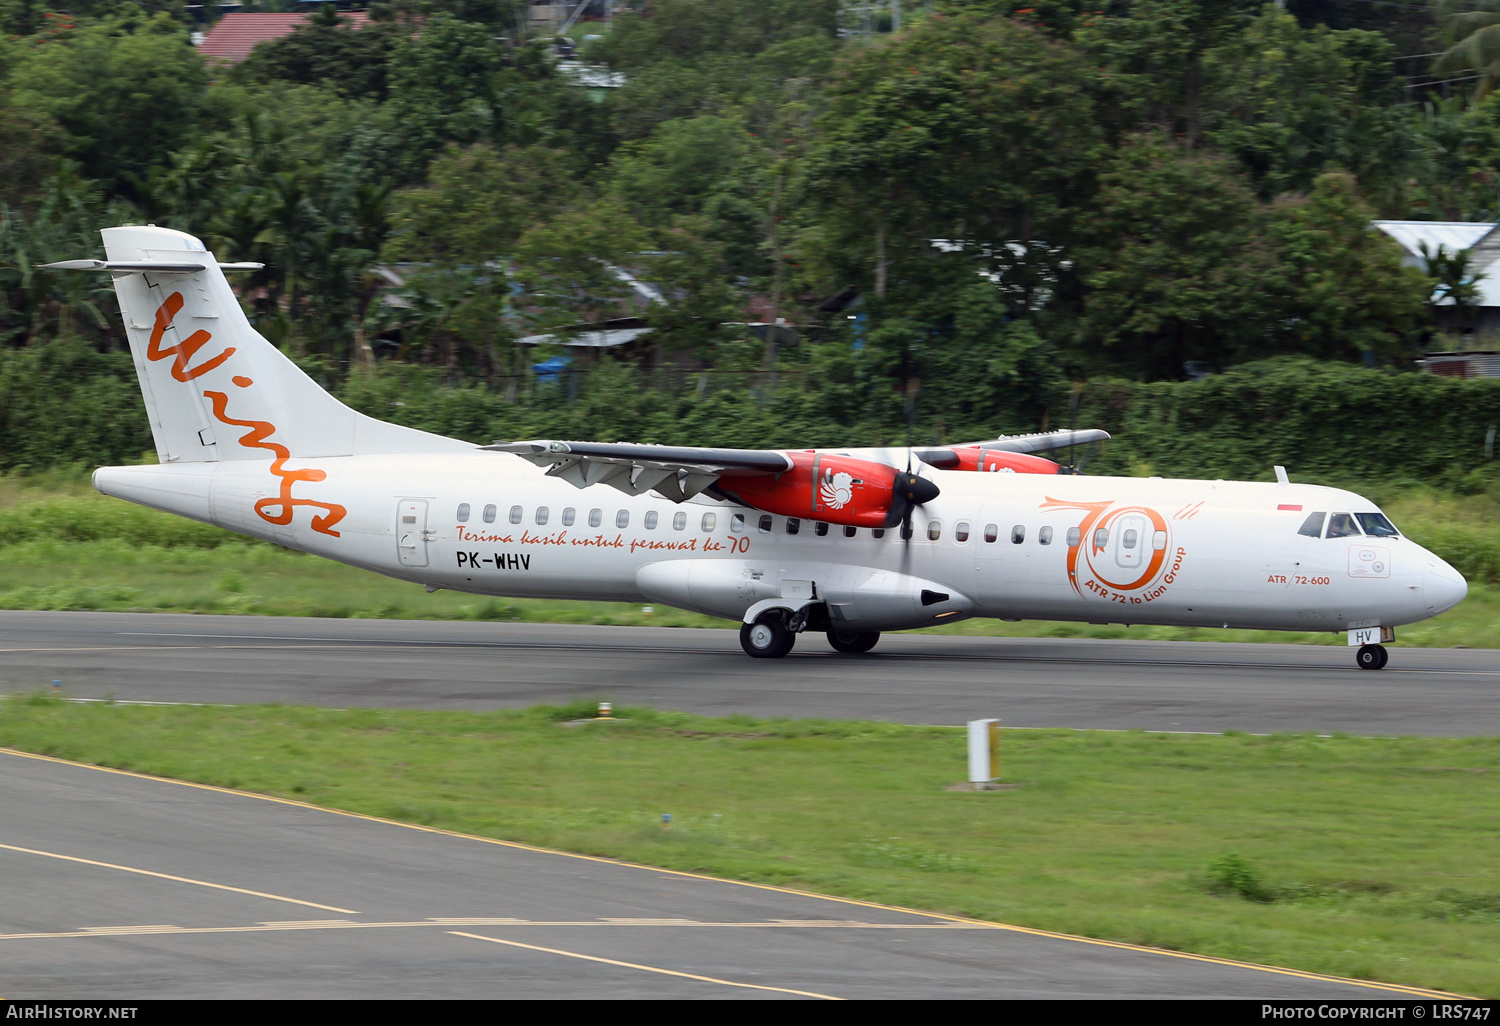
<box><xmin>1355</xmin><ymin>512</ymin><xmax>1400</xmax><ymax>538</ymax></box>
<box><xmin>1325</xmin><ymin>513</ymin><xmax>1361</xmax><ymax>539</ymax></box>
<box><xmin>1297</xmin><ymin>512</ymin><xmax>1326</xmax><ymax>538</ymax></box>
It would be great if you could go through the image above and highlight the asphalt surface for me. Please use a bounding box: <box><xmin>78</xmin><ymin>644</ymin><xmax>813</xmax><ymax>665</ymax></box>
<box><xmin>0</xmin><ymin>747</ymin><xmax>1452</xmax><ymax>999</ymax></box>
<box><xmin>1</xmin><ymin>611</ymin><xmax>1497</xmax><ymax>735</ymax></box>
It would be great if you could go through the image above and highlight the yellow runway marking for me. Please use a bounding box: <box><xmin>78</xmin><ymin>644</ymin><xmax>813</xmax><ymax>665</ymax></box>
<box><xmin>0</xmin><ymin>842</ymin><xmax>358</xmax><ymax>915</ymax></box>
<box><xmin>0</xmin><ymin>746</ymin><xmax>1466</xmax><ymax>1000</ymax></box>
<box><xmin>449</xmin><ymin>931</ymin><xmax>842</xmax><ymax>1000</ymax></box>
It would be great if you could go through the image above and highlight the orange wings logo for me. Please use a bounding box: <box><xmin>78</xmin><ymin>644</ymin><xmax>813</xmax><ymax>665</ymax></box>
<box><xmin>149</xmin><ymin>292</ymin><xmax>347</xmax><ymax>538</ymax></box>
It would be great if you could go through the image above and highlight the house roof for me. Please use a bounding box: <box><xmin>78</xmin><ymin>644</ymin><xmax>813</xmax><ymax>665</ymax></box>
<box><xmin>197</xmin><ymin>11</ymin><xmax>371</xmax><ymax>64</ymax></box>
<box><xmin>1373</xmin><ymin>220</ymin><xmax>1495</xmax><ymax>259</ymax></box>
<box><xmin>1373</xmin><ymin>220</ymin><xmax>1500</xmax><ymax>308</ymax></box>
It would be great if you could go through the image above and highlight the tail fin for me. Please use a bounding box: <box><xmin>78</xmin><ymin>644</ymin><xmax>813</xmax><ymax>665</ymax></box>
<box><xmin>69</xmin><ymin>225</ymin><xmax>472</xmax><ymax>464</ymax></box>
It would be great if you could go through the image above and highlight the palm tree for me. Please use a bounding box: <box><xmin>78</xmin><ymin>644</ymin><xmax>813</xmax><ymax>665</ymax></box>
<box><xmin>1418</xmin><ymin>241</ymin><xmax>1487</xmax><ymax>329</ymax></box>
<box><xmin>1433</xmin><ymin>0</ymin><xmax>1500</xmax><ymax>99</ymax></box>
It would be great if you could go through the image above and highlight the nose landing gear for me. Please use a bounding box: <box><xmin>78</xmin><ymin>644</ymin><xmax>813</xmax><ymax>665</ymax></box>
<box><xmin>1356</xmin><ymin>644</ymin><xmax>1389</xmax><ymax>670</ymax></box>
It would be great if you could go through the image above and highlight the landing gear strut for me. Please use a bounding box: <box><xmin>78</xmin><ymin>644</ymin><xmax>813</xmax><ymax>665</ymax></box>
<box><xmin>741</xmin><ymin>614</ymin><xmax>796</xmax><ymax>659</ymax></box>
<box><xmin>827</xmin><ymin>629</ymin><xmax>880</xmax><ymax>654</ymax></box>
<box><xmin>1356</xmin><ymin>644</ymin><xmax>1389</xmax><ymax>671</ymax></box>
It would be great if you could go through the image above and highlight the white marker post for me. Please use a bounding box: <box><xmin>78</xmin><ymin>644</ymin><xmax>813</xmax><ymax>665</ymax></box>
<box><xmin>967</xmin><ymin>719</ymin><xmax>1001</xmax><ymax>790</ymax></box>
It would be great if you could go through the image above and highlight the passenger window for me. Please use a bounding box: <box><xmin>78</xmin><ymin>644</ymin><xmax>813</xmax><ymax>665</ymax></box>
<box><xmin>1298</xmin><ymin>512</ymin><xmax>1326</xmax><ymax>538</ymax></box>
<box><xmin>815</xmin><ymin>521</ymin><xmax>829</xmax><ymax>536</ymax></box>
<box><xmin>1011</xmin><ymin>525</ymin><xmax>1025</xmax><ymax>544</ymax></box>
<box><xmin>787</xmin><ymin>517</ymin><xmax>801</xmax><ymax>535</ymax></box>
<box><xmin>1093</xmin><ymin>528</ymin><xmax>1108</xmax><ymax>548</ymax></box>
<box><xmin>510</xmin><ymin>505</ymin><xmax>523</xmax><ymax>525</ymax></box>
<box><xmin>644</xmin><ymin>510</ymin><xmax>659</xmax><ymax>530</ymax></box>
<box><xmin>535</xmin><ymin>507</ymin><xmax>549</xmax><ymax>526</ymax></box>
<box><xmin>701</xmin><ymin>513</ymin><xmax>716</xmax><ymax>532</ymax></box>
<box><xmin>872</xmin><ymin>528</ymin><xmax>886</xmax><ymax>539</ymax></box>
<box><xmin>984</xmin><ymin>524</ymin><xmax>998</xmax><ymax>543</ymax></box>
<box><xmin>616</xmin><ymin>510</ymin><xmax>630</xmax><ymax>529</ymax></box>
<box><xmin>759</xmin><ymin>515</ymin><xmax>773</xmax><ymax>533</ymax></box>
<box><xmin>562</xmin><ymin>508</ymin><xmax>576</xmax><ymax>527</ymax></box>
<box><xmin>955</xmin><ymin>522</ymin><xmax>970</xmax><ymax>543</ymax></box>
<box><xmin>1122</xmin><ymin>529</ymin><xmax>1138</xmax><ymax>549</ymax></box>
<box><xmin>1355</xmin><ymin>512</ymin><xmax>1400</xmax><ymax>538</ymax></box>
<box><xmin>1151</xmin><ymin>530</ymin><xmax>1166</xmax><ymax>551</ymax></box>
<box><xmin>1325</xmin><ymin>513</ymin><xmax>1361</xmax><ymax>539</ymax></box>
<box><xmin>844</xmin><ymin>525</ymin><xmax>857</xmax><ymax>538</ymax></box>
<box><xmin>900</xmin><ymin>522</ymin><xmax>913</xmax><ymax>540</ymax></box>
<box><xmin>457</xmin><ymin>503</ymin><xmax>471</xmax><ymax>523</ymax></box>
<box><xmin>928</xmin><ymin>521</ymin><xmax>942</xmax><ymax>541</ymax></box>
<box><xmin>1067</xmin><ymin>527</ymin><xmax>1082</xmax><ymax>547</ymax></box>
<box><xmin>588</xmin><ymin>508</ymin><xmax>602</xmax><ymax>528</ymax></box>
<box><xmin>1039</xmin><ymin>526</ymin><xmax>1054</xmax><ymax>545</ymax></box>
<box><xmin>482</xmin><ymin>504</ymin><xmax>496</xmax><ymax>524</ymax></box>
<box><xmin>731</xmin><ymin>514</ymin><xmax>745</xmax><ymax>533</ymax></box>
<box><xmin>673</xmin><ymin>511</ymin><xmax>687</xmax><ymax>531</ymax></box>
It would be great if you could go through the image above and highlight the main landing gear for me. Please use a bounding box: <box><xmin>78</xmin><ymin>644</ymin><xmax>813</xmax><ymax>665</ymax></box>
<box><xmin>826</xmin><ymin>629</ymin><xmax>880</xmax><ymax>654</ymax></box>
<box><xmin>740</xmin><ymin>615</ymin><xmax>796</xmax><ymax>659</ymax></box>
<box><xmin>739</xmin><ymin>611</ymin><xmax>883</xmax><ymax>659</ymax></box>
<box><xmin>1356</xmin><ymin>644</ymin><xmax>1389</xmax><ymax>671</ymax></box>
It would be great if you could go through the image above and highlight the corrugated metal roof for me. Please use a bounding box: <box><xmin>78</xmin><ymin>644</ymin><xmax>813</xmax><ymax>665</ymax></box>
<box><xmin>1373</xmin><ymin>221</ymin><xmax>1493</xmax><ymax>261</ymax></box>
<box><xmin>1373</xmin><ymin>220</ymin><xmax>1500</xmax><ymax>307</ymax></box>
<box><xmin>197</xmin><ymin>12</ymin><xmax>371</xmax><ymax>64</ymax></box>
<box><xmin>517</xmin><ymin>328</ymin><xmax>654</xmax><ymax>348</ymax></box>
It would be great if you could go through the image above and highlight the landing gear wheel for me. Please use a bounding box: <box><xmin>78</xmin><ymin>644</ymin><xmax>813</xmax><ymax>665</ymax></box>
<box><xmin>1356</xmin><ymin>643</ymin><xmax>1388</xmax><ymax>670</ymax></box>
<box><xmin>826</xmin><ymin>629</ymin><xmax>880</xmax><ymax>654</ymax></box>
<box><xmin>741</xmin><ymin>616</ymin><xmax>795</xmax><ymax>659</ymax></box>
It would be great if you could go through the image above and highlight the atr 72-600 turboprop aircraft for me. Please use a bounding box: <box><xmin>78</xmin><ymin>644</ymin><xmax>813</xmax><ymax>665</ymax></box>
<box><xmin>49</xmin><ymin>226</ymin><xmax>1468</xmax><ymax>668</ymax></box>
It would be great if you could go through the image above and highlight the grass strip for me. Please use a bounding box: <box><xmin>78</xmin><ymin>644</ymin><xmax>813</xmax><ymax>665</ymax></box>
<box><xmin>1</xmin><ymin>696</ymin><xmax>1497</xmax><ymax>996</ymax></box>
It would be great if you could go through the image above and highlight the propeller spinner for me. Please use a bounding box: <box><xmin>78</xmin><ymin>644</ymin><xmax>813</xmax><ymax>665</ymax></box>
<box><xmin>884</xmin><ymin>469</ymin><xmax>940</xmax><ymax>530</ymax></box>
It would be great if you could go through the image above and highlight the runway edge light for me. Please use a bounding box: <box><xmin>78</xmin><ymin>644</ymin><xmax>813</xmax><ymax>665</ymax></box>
<box><xmin>967</xmin><ymin>719</ymin><xmax>1001</xmax><ymax>790</ymax></box>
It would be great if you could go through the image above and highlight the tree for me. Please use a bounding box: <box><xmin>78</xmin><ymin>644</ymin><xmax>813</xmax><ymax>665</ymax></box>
<box><xmin>233</xmin><ymin>14</ymin><xmax>399</xmax><ymax>101</ymax></box>
<box><xmin>1433</xmin><ymin>0</ymin><xmax>1500</xmax><ymax>100</ymax></box>
<box><xmin>387</xmin><ymin>15</ymin><xmax>503</xmax><ymax>178</ymax></box>
<box><xmin>384</xmin><ymin>143</ymin><xmax>580</xmax><ymax>266</ymax></box>
<box><xmin>805</xmin><ymin>11</ymin><xmax>1105</xmax><ymax>306</ymax></box>
<box><xmin>511</xmin><ymin>199</ymin><xmax>650</xmax><ymax>333</ymax></box>
<box><xmin>1269</xmin><ymin>172</ymin><xmax>1429</xmax><ymax>362</ymax></box>
<box><xmin>1075</xmin><ymin>134</ymin><xmax>1279</xmax><ymax>378</ymax></box>
<box><xmin>1419</xmin><ymin>241</ymin><xmax>1486</xmax><ymax>329</ymax></box>
<box><xmin>6</xmin><ymin>15</ymin><xmax>208</xmax><ymax>189</ymax></box>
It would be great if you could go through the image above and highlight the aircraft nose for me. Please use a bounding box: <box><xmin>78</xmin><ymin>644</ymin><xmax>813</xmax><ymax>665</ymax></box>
<box><xmin>1424</xmin><ymin>558</ymin><xmax>1468</xmax><ymax>615</ymax></box>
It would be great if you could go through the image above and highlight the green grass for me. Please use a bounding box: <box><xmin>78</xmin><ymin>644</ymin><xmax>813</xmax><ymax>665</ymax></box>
<box><xmin>1</xmin><ymin>697</ymin><xmax>1496</xmax><ymax>996</ymax></box>
<box><xmin>2</xmin><ymin>471</ymin><xmax>1496</xmax><ymax>646</ymax></box>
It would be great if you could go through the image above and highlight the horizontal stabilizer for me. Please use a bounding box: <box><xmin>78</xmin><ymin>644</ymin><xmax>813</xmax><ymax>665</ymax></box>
<box><xmin>42</xmin><ymin>259</ymin><xmax>265</xmax><ymax>273</ymax></box>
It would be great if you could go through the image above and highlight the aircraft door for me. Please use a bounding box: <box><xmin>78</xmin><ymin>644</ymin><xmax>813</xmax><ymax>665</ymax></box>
<box><xmin>397</xmin><ymin>499</ymin><xmax>430</xmax><ymax>568</ymax></box>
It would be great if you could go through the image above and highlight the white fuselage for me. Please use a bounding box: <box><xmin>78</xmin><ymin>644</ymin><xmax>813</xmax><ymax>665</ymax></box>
<box><xmin>94</xmin><ymin>453</ymin><xmax>1468</xmax><ymax>636</ymax></box>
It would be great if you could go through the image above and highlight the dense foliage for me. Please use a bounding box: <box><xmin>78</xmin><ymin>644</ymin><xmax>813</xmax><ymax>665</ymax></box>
<box><xmin>1</xmin><ymin>0</ymin><xmax>1498</xmax><ymax>480</ymax></box>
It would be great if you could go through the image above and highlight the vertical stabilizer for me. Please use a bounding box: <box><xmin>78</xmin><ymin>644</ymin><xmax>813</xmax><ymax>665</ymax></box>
<box><xmin>94</xmin><ymin>225</ymin><xmax>472</xmax><ymax>464</ymax></box>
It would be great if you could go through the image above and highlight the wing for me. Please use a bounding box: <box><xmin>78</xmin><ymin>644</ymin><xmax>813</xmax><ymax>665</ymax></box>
<box><xmin>484</xmin><ymin>440</ymin><xmax>793</xmax><ymax>502</ymax></box>
<box><xmin>914</xmin><ymin>429</ymin><xmax>1110</xmax><ymax>468</ymax></box>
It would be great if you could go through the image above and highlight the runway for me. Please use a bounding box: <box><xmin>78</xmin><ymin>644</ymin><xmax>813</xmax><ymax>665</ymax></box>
<box><xmin>1</xmin><ymin>611</ymin><xmax>1498</xmax><ymax>735</ymax></box>
<box><xmin>0</xmin><ymin>746</ymin><xmax>1452</xmax><ymax>999</ymax></box>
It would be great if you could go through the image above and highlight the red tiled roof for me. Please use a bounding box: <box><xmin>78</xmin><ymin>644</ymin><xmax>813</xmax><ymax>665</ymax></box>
<box><xmin>197</xmin><ymin>11</ymin><xmax>371</xmax><ymax>64</ymax></box>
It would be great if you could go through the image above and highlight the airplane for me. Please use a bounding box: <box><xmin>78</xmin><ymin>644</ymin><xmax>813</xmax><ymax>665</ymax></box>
<box><xmin>46</xmin><ymin>226</ymin><xmax>1468</xmax><ymax>670</ymax></box>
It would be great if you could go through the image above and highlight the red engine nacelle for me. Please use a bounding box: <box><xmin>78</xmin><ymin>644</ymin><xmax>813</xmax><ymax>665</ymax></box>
<box><xmin>946</xmin><ymin>447</ymin><xmax>1061</xmax><ymax>475</ymax></box>
<box><xmin>715</xmin><ymin>452</ymin><xmax>899</xmax><ymax>529</ymax></box>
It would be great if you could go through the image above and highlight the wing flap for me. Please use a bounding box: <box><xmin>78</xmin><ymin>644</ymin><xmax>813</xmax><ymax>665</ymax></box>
<box><xmin>485</xmin><ymin>440</ymin><xmax>793</xmax><ymax>501</ymax></box>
